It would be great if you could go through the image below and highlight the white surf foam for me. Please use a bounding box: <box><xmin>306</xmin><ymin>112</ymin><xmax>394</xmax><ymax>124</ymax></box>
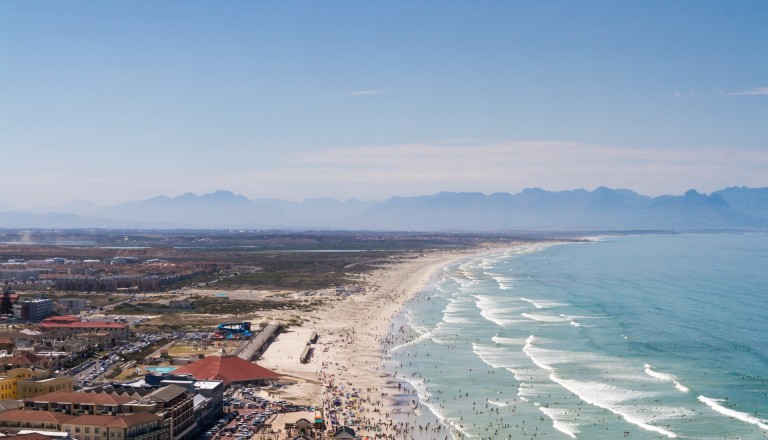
<box><xmin>698</xmin><ymin>395</ymin><xmax>768</xmax><ymax>430</ymax></box>
<box><xmin>538</xmin><ymin>407</ymin><xmax>579</xmax><ymax>438</ymax></box>
<box><xmin>475</xmin><ymin>295</ymin><xmax>527</xmax><ymax>326</ymax></box>
<box><xmin>644</xmin><ymin>363</ymin><xmax>689</xmax><ymax>393</ymax></box>
<box><xmin>520</xmin><ymin>297</ymin><xmax>565</xmax><ymax>309</ymax></box>
<box><xmin>441</xmin><ymin>297</ymin><xmax>474</xmax><ymax>324</ymax></box>
<box><xmin>491</xmin><ymin>275</ymin><xmax>514</xmax><ymax>290</ymax></box>
<box><xmin>387</xmin><ymin>330</ymin><xmax>432</xmax><ymax>353</ymax></box>
<box><xmin>472</xmin><ymin>343</ymin><xmax>510</xmax><ymax>369</ymax></box>
<box><xmin>491</xmin><ymin>335</ymin><xmax>528</xmax><ymax>346</ymax></box>
<box><xmin>523</xmin><ymin>335</ymin><xmax>678</xmax><ymax>438</ymax></box>
<box><xmin>521</xmin><ymin>312</ymin><xmax>571</xmax><ymax>323</ymax></box>
<box><xmin>551</xmin><ymin>376</ymin><xmax>678</xmax><ymax>438</ymax></box>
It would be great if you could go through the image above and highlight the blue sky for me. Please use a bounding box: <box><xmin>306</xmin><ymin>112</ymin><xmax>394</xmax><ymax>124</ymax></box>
<box><xmin>1</xmin><ymin>1</ymin><xmax>767</xmax><ymax>208</ymax></box>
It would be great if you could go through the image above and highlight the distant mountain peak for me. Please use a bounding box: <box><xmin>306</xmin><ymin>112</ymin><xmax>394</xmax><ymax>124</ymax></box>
<box><xmin>2</xmin><ymin>186</ymin><xmax>767</xmax><ymax>231</ymax></box>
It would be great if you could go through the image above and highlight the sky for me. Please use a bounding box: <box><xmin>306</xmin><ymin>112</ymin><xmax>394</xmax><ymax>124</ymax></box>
<box><xmin>1</xmin><ymin>1</ymin><xmax>767</xmax><ymax>209</ymax></box>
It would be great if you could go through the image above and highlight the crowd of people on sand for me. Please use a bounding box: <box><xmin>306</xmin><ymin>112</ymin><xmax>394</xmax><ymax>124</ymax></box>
<box><xmin>309</xmin><ymin>262</ymin><xmax>464</xmax><ymax>440</ymax></box>
<box><xmin>317</xmin><ymin>328</ymin><xmax>453</xmax><ymax>440</ymax></box>
<box><xmin>304</xmin><ymin>252</ymin><xmax>539</xmax><ymax>440</ymax></box>
<box><xmin>317</xmin><ymin>282</ymin><xmax>541</xmax><ymax>440</ymax></box>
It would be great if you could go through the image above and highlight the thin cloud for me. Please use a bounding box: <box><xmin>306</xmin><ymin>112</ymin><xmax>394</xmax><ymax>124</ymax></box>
<box><xmin>257</xmin><ymin>141</ymin><xmax>768</xmax><ymax>198</ymax></box>
<box><xmin>345</xmin><ymin>89</ymin><xmax>384</xmax><ymax>96</ymax></box>
<box><xmin>725</xmin><ymin>87</ymin><xmax>768</xmax><ymax>96</ymax></box>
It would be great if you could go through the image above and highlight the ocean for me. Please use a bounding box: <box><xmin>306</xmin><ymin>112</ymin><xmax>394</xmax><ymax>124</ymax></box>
<box><xmin>385</xmin><ymin>233</ymin><xmax>768</xmax><ymax>439</ymax></box>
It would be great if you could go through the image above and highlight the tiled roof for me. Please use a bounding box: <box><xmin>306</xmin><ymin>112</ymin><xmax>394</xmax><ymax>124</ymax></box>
<box><xmin>13</xmin><ymin>433</ymin><xmax>61</xmax><ymax>440</ymax></box>
<box><xmin>105</xmin><ymin>412</ymin><xmax>161</xmax><ymax>428</ymax></box>
<box><xmin>171</xmin><ymin>356</ymin><xmax>279</xmax><ymax>385</ymax></box>
<box><xmin>64</xmin><ymin>415</ymin><xmax>116</xmax><ymax>427</ymax></box>
<box><xmin>38</xmin><ymin>322</ymin><xmax>128</xmax><ymax>330</ymax></box>
<box><xmin>42</xmin><ymin>316</ymin><xmax>81</xmax><ymax>324</ymax></box>
<box><xmin>5</xmin><ymin>353</ymin><xmax>41</xmax><ymax>366</ymax></box>
<box><xmin>64</xmin><ymin>413</ymin><xmax>160</xmax><ymax>428</ymax></box>
<box><xmin>0</xmin><ymin>409</ymin><xmax>74</xmax><ymax>424</ymax></box>
<box><xmin>26</xmin><ymin>391</ymin><xmax>135</xmax><ymax>405</ymax></box>
<box><xmin>21</xmin><ymin>353</ymin><xmax>43</xmax><ymax>362</ymax></box>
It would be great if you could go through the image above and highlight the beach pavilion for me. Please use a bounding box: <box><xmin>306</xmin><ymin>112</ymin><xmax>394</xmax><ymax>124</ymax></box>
<box><xmin>170</xmin><ymin>355</ymin><xmax>279</xmax><ymax>386</ymax></box>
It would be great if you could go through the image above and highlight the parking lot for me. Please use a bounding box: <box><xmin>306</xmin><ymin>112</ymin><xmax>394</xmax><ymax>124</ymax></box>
<box><xmin>200</xmin><ymin>385</ymin><xmax>315</xmax><ymax>440</ymax></box>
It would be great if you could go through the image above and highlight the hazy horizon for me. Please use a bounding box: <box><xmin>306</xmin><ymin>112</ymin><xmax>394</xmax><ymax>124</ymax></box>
<box><xmin>2</xmin><ymin>184</ymin><xmax>765</xmax><ymax>212</ymax></box>
<box><xmin>2</xmin><ymin>2</ymin><xmax>767</xmax><ymax>209</ymax></box>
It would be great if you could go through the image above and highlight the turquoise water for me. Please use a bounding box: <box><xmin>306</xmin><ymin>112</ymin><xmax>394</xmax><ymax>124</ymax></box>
<box><xmin>386</xmin><ymin>234</ymin><xmax>768</xmax><ymax>439</ymax></box>
<box><xmin>146</xmin><ymin>366</ymin><xmax>177</xmax><ymax>374</ymax></box>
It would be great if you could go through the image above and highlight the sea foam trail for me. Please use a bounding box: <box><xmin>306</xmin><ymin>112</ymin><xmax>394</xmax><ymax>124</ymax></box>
<box><xmin>491</xmin><ymin>335</ymin><xmax>528</xmax><ymax>346</ymax></box>
<box><xmin>523</xmin><ymin>336</ymin><xmax>679</xmax><ymax>438</ymax></box>
<box><xmin>521</xmin><ymin>312</ymin><xmax>571</xmax><ymax>323</ymax></box>
<box><xmin>520</xmin><ymin>297</ymin><xmax>565</xmax><ymax>309</ymax></box>
<box><xmin>475</xmin><ymin>295</ymin><xmax>527</xmax><ymax>326</ymax></box>
<box><xmin>491</xmin><ymin>275</ymin><xmax>514</xmax><ymax>290</ymax></box>
<box><xmin>538</xmin><ymin>407</ymin><xmax>579</xmax><ymax>438</ymax></box>
<box><xmin>387</xmin><ymin>330</ymin><xmax>432</xmax><ymax>353</ymax></box>
<box><xmin>441</xmin><ymin>297</ymin><xmax>474</xmax><ymax>325</ymax></box>
<box><xmin>698</xmin><ymin>396</ymin><xmax>768</xmax><ymax>430</ymax></box>
<box><xmin>644</xmin><ymin>363</ymin><xmax>689</xmax><ymax>393</ymax></box>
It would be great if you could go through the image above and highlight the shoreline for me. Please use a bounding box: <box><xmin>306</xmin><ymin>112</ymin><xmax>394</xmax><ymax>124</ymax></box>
<box><xmin>259</xmin><ymin>244</ymin><xmax>515</xmax><ymax>439</ymax></box>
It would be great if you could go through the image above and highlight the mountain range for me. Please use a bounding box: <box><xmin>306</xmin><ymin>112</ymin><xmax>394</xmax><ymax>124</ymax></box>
<box><xmin>2</xmin><ymin>187</ymin><xmax>768</xmax><ymax>232</ymax></box>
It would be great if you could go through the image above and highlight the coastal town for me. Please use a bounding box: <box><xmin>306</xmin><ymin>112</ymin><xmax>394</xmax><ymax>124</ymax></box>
<box><xmin>0</xmin><ymin>230</ymin><xmax>502</xmax><ymax>440</ymax></box>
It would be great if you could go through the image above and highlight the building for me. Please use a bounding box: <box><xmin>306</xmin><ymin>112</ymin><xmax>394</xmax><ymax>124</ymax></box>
<box><xmin>16</xmin><ymin>298</ymin><xmax>54</xmax><ymax>321</ymax></box>
<box><xmin>0</xmin><ymin>337</ymin><xmax>16</xmax><ymax>352</ymax></box>
<box><xmin>145</xmin><ymin>385</ymin><xmax>195</xmax><ymax>440</ymax></box>
<box><xmin>61</xmin><ymin>412</ymin><xmax>165</xmax><ymax>440</ymax></box>
<box><xmin>57</xmin><ymin>299</ymin><xmax>90</xmax><ymax>314</ymax></box>
<box><xmin>23</xmin><ymin>392</ymin><xmax>137</xmax><ymax>415</ymax></box>
<box><xmin>0</xmin><ymin>269</ymin><xmax>40</xmax><ymax>282</ymax></box>
<box><xmin>0</xmin><ymin>367</ymin><xmax>73</xmax><ymax>400</ymax></box>
<box><xmin>22</xmin><ymin>386</ymin><xmax>198</xmax><ymax>440</ymax></box>
<box><xmin>333</xmin><ymin>426</ymin><xmax>356</xmax><ymax>439</ymax></box>
<box><xmin>2</xmin><ymin>353</ymin><xmax>49</xmax><ymax>370</ymax></box>
<box><xmin>0</xmin><ymin>368</ymin><xmax>47</xmax><ymax>400</ymax></box>
<box><xmin>0</xmin><ymin>409</ymin><xmax>167</xmax><ymax>440</ymax></box>
<box><xmin>118</xmin><ymin>376</ymin><xmax>224</xmax><ymax>439</ymax></box>
<box><xmin>38</xmin><ymin>317</ymin><xmax>130</xmax><ymax>343</ymax></box>
<box><xmin>170</xmin><ymin>356</ymin><xmax>279</xmax><ymax>386</ymax></box>
<box><xmin>18</xmin><ymin>376</ymin><xmax>74</xmax><ymax>399</ymax></box>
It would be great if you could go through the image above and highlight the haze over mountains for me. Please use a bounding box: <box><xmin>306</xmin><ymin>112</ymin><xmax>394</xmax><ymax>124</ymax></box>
<box><xmin>2</xmin><ymin>187</ymin><xmax>768</xmax><ymax>232</ymax></box>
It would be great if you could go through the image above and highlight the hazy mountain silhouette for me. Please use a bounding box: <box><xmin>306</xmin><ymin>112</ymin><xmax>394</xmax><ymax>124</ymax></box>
<box><xmin>2</xmin><ymin>187</ymin><xmax>767</xmax><ymax>231</ymax></box>
<box><xmin>714</xmin><ymin>186</ymin><xmax>768</xmax><ymax>220</ymax></box>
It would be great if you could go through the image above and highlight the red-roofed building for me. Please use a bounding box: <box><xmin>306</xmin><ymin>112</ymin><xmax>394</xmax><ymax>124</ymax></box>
<box><xmin>12</xmin><ymin>433</ymin><xmax>61</xmax><ymax>440</ymax></box>
<box><xmin>24</xmin><ymin>391</ymin><xmax>136</xmax><ymax>415</ymax></box>
<box><xmin>38</xmin><ymin>321</ymin><xmax>129</xmax><ymax>342</ymax></box>
<box><xmin>61</xmin><ymin>412</ymin><xmax>166</xmax><ymax>440</ymax></box>
<box><xmin>0</xmin><ymin>409</ymin><xmax>167</xmax><ymax>440</ymax></box>
<box><xmin>0</xmin><ymin>409</ymin><xmax>75</xmax><ymax>434</ymax></box>
<box><xmin>42</xmin><ymin>316</ymin><xmax>81</xmax><ymax>324</ymax></box>
<box><xmin>0</xmin><ymin>337</ymin><xmax>15</xmax><ymax>351</ymax></box>
<box><xmin>4</xmin><ymin>352</ymin><xmax>47</xmax><ymax>369</ymax></box>
<box><xmin>171</xmin><ymin>356</ymin><xmax>279</xmax><ymax>386</ymax></box>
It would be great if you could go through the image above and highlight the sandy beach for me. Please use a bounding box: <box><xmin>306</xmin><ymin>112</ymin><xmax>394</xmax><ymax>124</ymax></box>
<box><xmin>255</xmin><ymin>246</ymin><xmax>506</xmax><ymax>439</ymax></box>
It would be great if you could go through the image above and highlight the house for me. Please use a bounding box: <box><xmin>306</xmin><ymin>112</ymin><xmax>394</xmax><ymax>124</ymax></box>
<box><xmin>333</xmin><ymin>426</ymin><xmax>356</xmax><ymax>439</ymax></box>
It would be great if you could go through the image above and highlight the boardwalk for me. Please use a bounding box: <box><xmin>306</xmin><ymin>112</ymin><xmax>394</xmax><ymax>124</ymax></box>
<box><xmin>236</xmin><ymin>323</ymin><xmax>282</xmax><ymax>361</ymax></box>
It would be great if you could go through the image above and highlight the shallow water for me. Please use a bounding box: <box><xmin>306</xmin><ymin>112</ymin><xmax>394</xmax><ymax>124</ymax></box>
<box><xmin>385</xmin><ymin>234</ymin><xmax>768</xmax><ymax>439</ymax></box>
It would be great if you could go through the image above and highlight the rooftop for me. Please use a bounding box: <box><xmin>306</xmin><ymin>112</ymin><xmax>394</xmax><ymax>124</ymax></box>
<box><xmin>171</xmin><ymin>355</ymin><xmax>279</xmax><ymax>385</ymax></box>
